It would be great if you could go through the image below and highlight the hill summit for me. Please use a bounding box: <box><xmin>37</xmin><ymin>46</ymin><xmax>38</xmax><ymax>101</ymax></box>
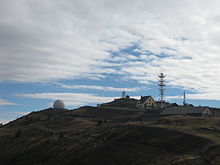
<box><xmin>1</xmin><ymin>106</ymin><xmax>220</xmax><ymax>165</ymax></box>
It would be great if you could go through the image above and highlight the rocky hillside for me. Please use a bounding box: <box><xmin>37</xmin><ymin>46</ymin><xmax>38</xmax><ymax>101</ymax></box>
<box><xmin>100</xmin><ymin>97</ymin><xmax>138</xmax><ymax>108</ymax></box>
<box><xmin>1</xmin><ymin>106</ymin><xmax>220</xmax><ymax>165</ymax></box>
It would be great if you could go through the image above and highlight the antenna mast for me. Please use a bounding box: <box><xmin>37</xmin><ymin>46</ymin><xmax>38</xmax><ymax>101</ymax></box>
<box><xmin>122</xmin><ymin>91</ymin><xmax>126</xmax><ymax>98</ymax></box>
<box><xmin>183</xmin><ymin>91</ymin><xmax>186</xmax><ymax>106</ymax></box>
<box><xmin>158</xmin><ymin>72</ymin><xmax>166</xmax><ymax>103</ymax></box>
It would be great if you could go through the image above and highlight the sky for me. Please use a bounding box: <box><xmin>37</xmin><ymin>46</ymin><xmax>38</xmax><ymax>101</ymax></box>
<box><xmin>1</xmin><ymin>0</ymin><xmax>220</xmax><ymax>124</ymax></box>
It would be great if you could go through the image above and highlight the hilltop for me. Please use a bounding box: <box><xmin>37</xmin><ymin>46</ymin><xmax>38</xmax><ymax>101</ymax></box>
<box><xmin>1</xmin><ymin>106</ymin><xmax>220</xmax><ymax>165</ymax></box>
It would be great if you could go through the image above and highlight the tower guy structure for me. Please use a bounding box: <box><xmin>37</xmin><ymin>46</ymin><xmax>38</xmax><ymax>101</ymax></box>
<box><xmin>158</xmin><ymin>72</ymin><xmax>166</xmax><ymax>107</ymax></box>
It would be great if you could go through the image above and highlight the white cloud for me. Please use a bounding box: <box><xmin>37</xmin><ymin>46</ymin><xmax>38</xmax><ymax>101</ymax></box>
<box><xmin>1</xmin><ymin>0</ymin><xmax>220</xmax><ymax>100</ymax></box>
<box><xmin>58</xmin><ymin>83</ymin><xmax>140</xmax><ymax>92</ymax></box>
<box><xmin>167</xmin><ymin>93</ymin><xmax>220</xmax><ymax>101</ymax></box>
<box><xmin>16</xmin><ymin>92</ymin><xmax>118</xmax><ymax>106</ymax></box>
<box><xmin>0</xmin><ymin>99</ymin><xmax>17</xmax><ymax>106</ymax></box>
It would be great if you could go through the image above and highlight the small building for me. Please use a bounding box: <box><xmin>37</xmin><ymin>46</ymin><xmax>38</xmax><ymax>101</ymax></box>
<box><xmin>136</xmin><ymin>96</ymin><xmax>157</xmax><ymax>109</ymax></box>
<box><xmin>155</xmin><ymin>101</ymin><xmax>180</xmax><ymax>109</ymax></box>
<box><xmin>160</xmin><ymin>106</ymin><xmax>211</xmax><ymax>117</ymax></box>
<box><xmin>209</xmin><ymin>108</ymin><xmax>220</xmax><ymax>117</ymax></box>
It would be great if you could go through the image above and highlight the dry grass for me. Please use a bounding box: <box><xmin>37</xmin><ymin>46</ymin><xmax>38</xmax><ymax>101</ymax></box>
<box><xmin>1</xmin><ymin>107</ymin><xmax>220</xmax><ymax>165</ymax></box>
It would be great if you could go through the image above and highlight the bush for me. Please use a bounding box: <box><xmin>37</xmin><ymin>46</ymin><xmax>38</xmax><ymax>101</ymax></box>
<box><xmin>15</xmin><ymin>129</ymin><xmax>21</xmax><ymax>138</ymax></box>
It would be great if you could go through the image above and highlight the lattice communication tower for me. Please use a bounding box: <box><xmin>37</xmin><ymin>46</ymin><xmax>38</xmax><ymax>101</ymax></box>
<box><xmin>158</xmin><ymin>72</ymin><xmax>166</xmax><ymax>102</ymax></box>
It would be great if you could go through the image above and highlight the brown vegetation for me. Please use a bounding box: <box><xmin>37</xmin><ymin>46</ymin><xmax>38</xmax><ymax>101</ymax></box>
<box><xmin>1</xmin><ymin>107</ymin><xmax>220</xmax><ymax>165</ymax></box>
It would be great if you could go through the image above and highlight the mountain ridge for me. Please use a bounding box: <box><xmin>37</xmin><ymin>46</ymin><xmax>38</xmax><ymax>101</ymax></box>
<box><xmin>1</xmin><ymin>106</ymin><xmax>220</xmax><ymax>165</ymax></box>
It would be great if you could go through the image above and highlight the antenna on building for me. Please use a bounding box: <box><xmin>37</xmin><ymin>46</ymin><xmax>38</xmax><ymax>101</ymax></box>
<box><xmin>158</xmin><ymin>72</ymin><xmax>166</xmax><ymax>108</ymax></box>
<box><xmin>183</xmin><ymin>91</ymin><xmax>186</xmax><ymax>106</ymax></box>
<box><xmin>122</xmin><ymin>91</ymin><xmax>126</xmax><ymax>98</ymax></box>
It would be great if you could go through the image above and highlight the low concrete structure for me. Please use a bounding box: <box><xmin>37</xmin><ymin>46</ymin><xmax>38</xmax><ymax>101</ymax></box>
<box><xmin>160</xmin><ymin>106</ymin><xmax>211</xmax><ymax>117</ymax></box>
<box><xmin>210</xmin><ymin>108</ymin><xmax>220</xmax><ymax>117</ymax></box>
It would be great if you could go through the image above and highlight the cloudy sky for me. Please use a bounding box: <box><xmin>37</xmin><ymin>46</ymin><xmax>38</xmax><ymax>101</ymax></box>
<box><xmin>1</xmin><ymin>0</ymin><xmax>220</xmax><ymax>123</ymax></box>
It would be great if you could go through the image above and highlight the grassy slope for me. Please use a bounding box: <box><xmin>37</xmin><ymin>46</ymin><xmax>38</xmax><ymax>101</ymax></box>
<box><xmin>0</xmin><ymin>107</ymin><xmax>220</xmax><ymax>165</ymax></box>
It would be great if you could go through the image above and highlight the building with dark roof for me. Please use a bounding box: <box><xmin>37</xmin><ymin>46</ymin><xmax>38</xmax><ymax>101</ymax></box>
<box><xmin>136</xmin><ymin>96</ymin><xmax>158</xmax><ymax>109</ymax></box>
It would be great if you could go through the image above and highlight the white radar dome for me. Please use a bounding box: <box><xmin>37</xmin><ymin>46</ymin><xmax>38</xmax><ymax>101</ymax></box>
<box><xmin>53</xmin><ymin>100</ymin><xmax>65</xmax><ymax>109</ymax></box>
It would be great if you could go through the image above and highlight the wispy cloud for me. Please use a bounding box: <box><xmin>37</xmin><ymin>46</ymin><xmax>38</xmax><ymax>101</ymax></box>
<box><xmin>1</xmin><ymin>0</ymin><xmax>220</xmax><ymax>102</ymax></box>
<box><xmin>58</xmin><ymin>83</ymin><xmax>140</xmax><ymax>92</ymax></box>
<box><xmin>0</xmin><ymin>99</ymin><xmax>17</xmax><ymax>106</ymax></box>
<box><xmin>167</xmin><ymin>93</ymin><xmax>220</xmax><ymax>101</ymax></box>
<box><xmin>16</xmin><ymin>92</ymin><xmax>118</xmax><ymax>106</ymax></box>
